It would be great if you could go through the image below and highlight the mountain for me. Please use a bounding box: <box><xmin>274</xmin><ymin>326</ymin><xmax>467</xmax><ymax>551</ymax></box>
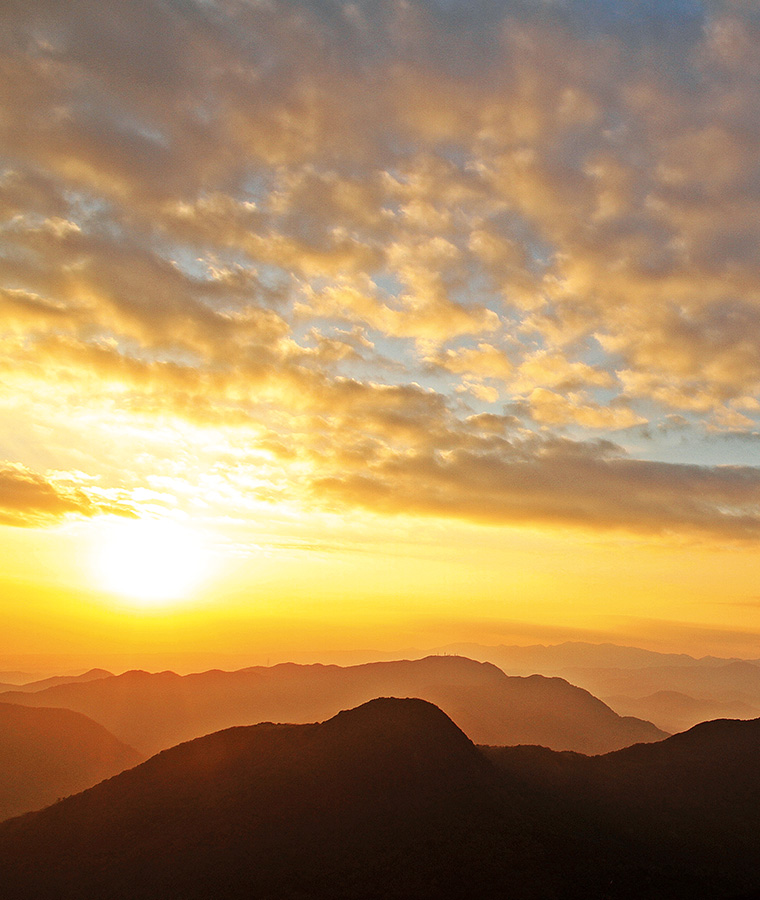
<box><xmin>0</xmin><ymin>655</ymin><xmax>666</xmax><ymax>755</ymax></box>
<box><xmin>0</xmin><ymin>699</ymin><xmax>534</xmax><ymax>900</ymax></box>
<box><xmin>487</xmin><ymin>716</ymin><xmax>760</xmax><ymax>897</ymax></box>
<box><xmin>602</xmin><ymin>690</ymin><xmax>760</xmax><ymax>734</ymax></box>
<box><xmin>425</xmin><ymin>644</ymin><xmax>760</xmax><ymax>732</ymax></box>
<box><xmin>560</xmin><ymin>659</ymin><xmax>760</xmax><ymax>708</ymax></box>
<box><xmin>431</xmin><ymin>642</ymin><xmax>760</xmax><ymax>733</ymax></box>
<box><xmin>0</xmin><ymin>702</ymin><xmax>143</xmax><ymax>822</ymax></box>
<box><xmin>1</xmin><ymin>700</ymin><xmax>758</xmax><ymax>899</ymax></box>
<box><xmin>0</xmin><ymin>668</ymin><xmax>113</xmax><ymax>694</ymax></box>
<box><xmin>433</xmin><ymin>640</ymin><xmax>748</xmax><ymax>674</ymax></box>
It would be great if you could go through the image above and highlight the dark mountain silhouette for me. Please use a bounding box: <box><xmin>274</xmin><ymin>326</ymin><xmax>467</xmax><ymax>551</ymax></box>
<box><xmin>1</xmin><ymin>700</ymin><xmax>758</xmax><ymax>899</ymax></box>
<box><xmin>0</xmin><ymin>699</ymin><xmax>542</xmax><ymax>899</ymax></box>
<box><xmin>603</xmin><ymin>689</ymin><xmax>760</xmax><ymax>733</ymax></box>
<box><xmin>487</xmin><ymin>715</ymin><xmax>760</xmax><ymax>897</ymax></box>
<box><xmin>0</xmin><ymin>655</ymin><xmax>665</xmax><ymax>755</ymax></box>
<box><xmin>0</xmin><ymin>702</ymin><xmax>142</xmax><ymax>822</ymax></box>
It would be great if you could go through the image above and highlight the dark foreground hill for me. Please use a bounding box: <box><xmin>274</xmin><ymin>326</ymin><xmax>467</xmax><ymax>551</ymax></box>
<box><xmin>0</xmin><ymin>702</ymin><xmax>142</xmax><ymax>821</ymax></box>
<box><xmin>0</xmin><ymin>699</ymin><xmax>556</xmax><ymax>900</ymax></box>
<box><xmin>487</xmin><ymin>716</ymin><xmax>760</xmax><ymax>898</ymax></box>
<box><xmin>0</xmin><ymin>655</ymin><xmax>665</xmax><ymax>755</ymax></box>
<box><xmin>1</xmin><ymin>700</ymin><xmax>759</xmax><ymax>900</ymax></box>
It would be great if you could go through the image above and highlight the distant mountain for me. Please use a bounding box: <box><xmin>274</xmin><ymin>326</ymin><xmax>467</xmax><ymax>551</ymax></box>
<box><xmin>560</xmin><ymin>660</ymin><xmax>760</xmax><ymax>708</ymax></box>
<box><xmin>603</xmin><ymin>690</ymin><xmax>760</xmax><ymax>734</ymax></box>
<box><xmin>0</xmin><ymin>655</ymin><xmax>666</xmax><ymax>755</ymax></box>
<box><xmin>0</xmin><ymin>702</ymin><xmax>142</xmax><ymax>822</ymax></box>
<box><xmin>0</xmin><ymin>668</ymin><xmax>113</xmax><ymax>694</ymax></box>
<box><xmin>432</xmin><ymin>640</ymin><xmax>747</xmax><ymax>674</ymax></box>
<box><xmin>1</xmin><ymin>700</ymin><xmax>758</xmax><ymax>899</ymax></box>
<box><xmin>432</xmin><ymin>642</ymin><xmax>760</xmax><ymax>723</ymax></box>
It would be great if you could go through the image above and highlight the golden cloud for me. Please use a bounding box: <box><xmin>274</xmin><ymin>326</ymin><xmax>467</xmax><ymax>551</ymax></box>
<box><xmin>0</xmin><ymin>463</ymin><xmax>134</xmax><ymax>527</ymax></box>
<box><xmin>312</xmin><ymin>436</ymin><xmax>760</xmax><ymax>541</ymax></box>
<box><xmin>1</xmin><ymin>0</ymin><xmax>760</xmax><ymax>541</ymax></box>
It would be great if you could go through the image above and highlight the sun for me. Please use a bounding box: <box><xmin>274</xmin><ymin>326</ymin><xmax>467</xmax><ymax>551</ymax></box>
<box><xmin>91</xmin><ymin>517</ymin><xmax>213</xmax><ymax>607</ymax></box>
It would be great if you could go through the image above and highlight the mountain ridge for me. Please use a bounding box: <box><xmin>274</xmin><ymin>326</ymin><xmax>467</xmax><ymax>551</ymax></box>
<box><xmin>2</xmin><ymin>698</ymin><xmax>758</xmax><ymax>899</ymax></box>
<box><xmin>0</xmin><ymin>698</ymin><xmax>517</xmax><ymax>900</ymax></box>
<box><xmin>0</xmin><ymin>654</ymin><xmax>666</xmax><ymax>755</ymax></box>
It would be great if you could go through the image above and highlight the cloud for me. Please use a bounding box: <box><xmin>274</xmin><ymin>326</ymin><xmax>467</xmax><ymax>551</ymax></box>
<box><xmin>1</xmin><ymin>0</ymin><xmax>760</xmax><ymax>541</ymax></box>
<box><xmin>312</xmin><ymin>435</ymin><xmax>760</xmax><ymax>541</ymax></box>
<box><xmin>428</xmin><ymin>343</ymin><xmax>513</xmax><ymax>380</ymax></box>
<box><xmin>523</xmin><ymin>388</ymin><xmax>646</xmax><ymax>430</ymax></box>
<box><xmin>0</xmin><ymin>463</ymin><xmax>134</xmax><ymax>527</ymax></box>
<box><xmin>510</xmin><ymin>351</ymin><xmax>613</xmax><ymax>393</ymax></box>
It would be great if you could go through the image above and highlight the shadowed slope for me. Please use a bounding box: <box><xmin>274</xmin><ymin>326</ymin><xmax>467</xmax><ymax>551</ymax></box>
<box><xmin>487</xmin><ymin>716</ymin><xmax>760</xmax><ymax>897</ymax></box>
<box><xmin>0</xmin><ymin>698</ymin><xmax>548</xmax><ymax>900</ymax></box>
<box><xmin>0</xmin><ymin>655</ymin><xmax>666</xmax><ymax>755</ymax></box>
<box><xmin>2</xmin><ymin>701</ymin><xmax>758</xmax><ymax>899</ymax></box>
<box><xmin>0</xmin><ymin>703</ymin><xmax>143</xmax><ymax>821</ymax></box>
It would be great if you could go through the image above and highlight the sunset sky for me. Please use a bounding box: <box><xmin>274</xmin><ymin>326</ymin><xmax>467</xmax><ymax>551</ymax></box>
<box><xmin>2</xmin><ymin>0</ymin><xmax>760</xmax><ymax>671</ymax></box>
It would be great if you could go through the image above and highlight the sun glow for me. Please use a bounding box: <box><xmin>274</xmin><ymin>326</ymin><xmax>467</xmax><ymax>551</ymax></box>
<box><xmin>91</xmin><ymin>517</ymin><xmax>213</xmax><ymax>606</ymax></box>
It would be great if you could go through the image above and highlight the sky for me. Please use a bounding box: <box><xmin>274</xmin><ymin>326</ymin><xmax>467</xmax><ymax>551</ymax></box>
<box><xmin>1</xmin><ymin>0</ymin><xmax>760</xmax><ymax>671</ymax></box>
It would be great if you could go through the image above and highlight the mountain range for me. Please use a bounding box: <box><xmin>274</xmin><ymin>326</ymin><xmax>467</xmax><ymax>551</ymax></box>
<box><xmin>432</xmin><ymin>642</ymin><xmax>760</xmax><ymax>733</ymax></box>
<box><xmin>0</xmin><ymin>669</ymin><xmax>113</xmax><ymax>694</ymax></box>
<box><xmin>434</xmin><ymin>640</ymin><xmax>722</xmax><ymax>672</ymax></box>
<box><xmin>1</xmin><ymin>697</ymin><xmax>758</xmax><ymax>899</ymax></box>
<box><xmin>0</xmin><ymin>655</ymin><xmax>665</xmax><ymax>756</ymax></box>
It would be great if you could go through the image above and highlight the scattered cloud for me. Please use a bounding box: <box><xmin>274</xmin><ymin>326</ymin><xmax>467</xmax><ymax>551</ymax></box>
<box><xmin>1</xmin><ymin>0</ymin><xmax>759</xmax><ymax>539</ymax></box>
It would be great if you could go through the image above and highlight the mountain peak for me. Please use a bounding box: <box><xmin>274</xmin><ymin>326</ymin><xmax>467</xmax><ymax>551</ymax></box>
<box><xmin>324</xmin><ymin>695</ymin><xmax>464</xmax><ymax>729</ymax></box>
<box><xmin>319</xmin><ymin>696</ymin><xmax>483</xmax><ymax>760</ymax></box>
<box><xmin>0</xmin><ymin>697</ymin><xmax>499</xmax><ymax>900</ymax></box>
